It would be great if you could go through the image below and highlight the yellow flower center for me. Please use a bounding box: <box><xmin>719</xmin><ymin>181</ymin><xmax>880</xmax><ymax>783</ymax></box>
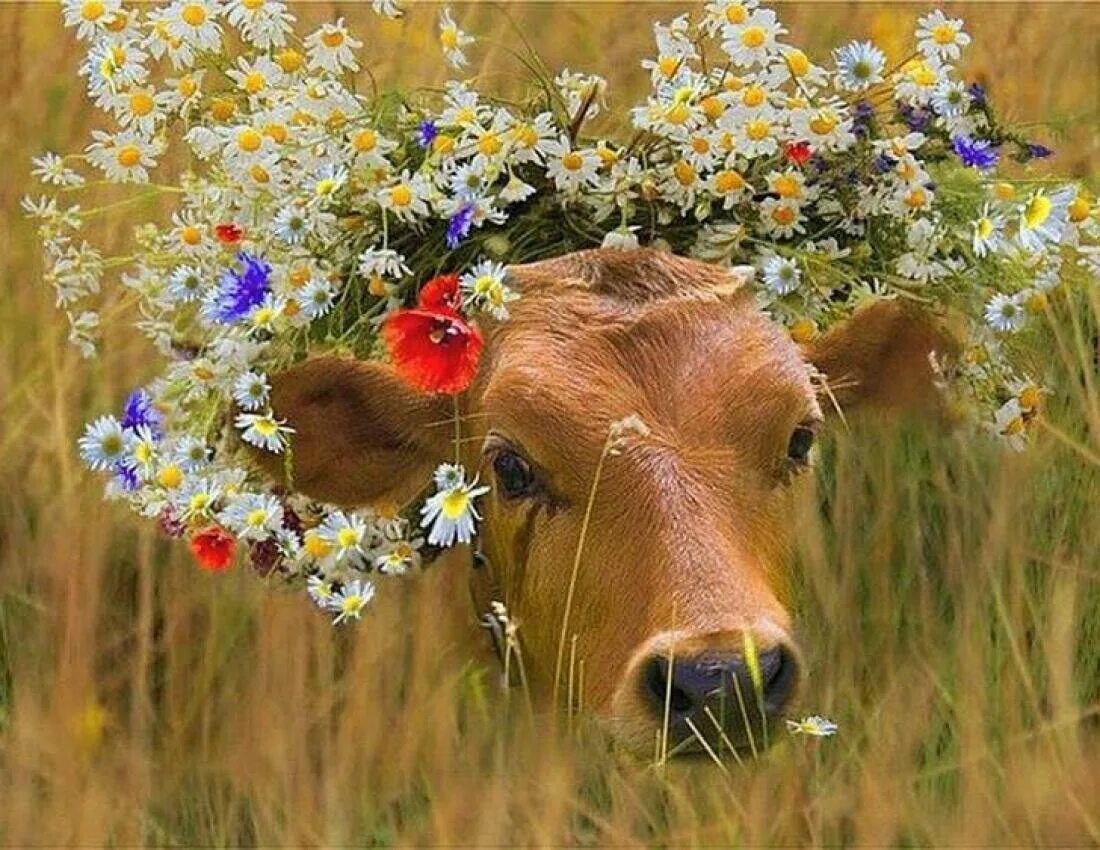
<box><xmin>561</xmin><ymin>151</ymin><xmax>585</xmax><ymax>171</ymax></box>
<box><xmin>189</xmin><ymin>493</ymin><xmax>210</xmax><ymax>513</ymax></box>
<box><xmin>673</xmin><ymin>160</ymin><xmax>697</xmax><ymax>187</ymax></box>
<box><xmin>81</xmin><ymin>0</ymin><xmax>106</xmax><ymax>21</ymax></box>
<box><xmin>337</xmin><ymin>528</ymin><xmax>360</xmax><ymax>548</ymax></box>
<box><xmin>715</xmin><ymin>170</ymin><xmax>745</xmax><ymax>193</ymax></box>
<box><xmin>512</xmin><ymin>123</ymin><xmax>538</xmax><ymax>148</ymax></box>
<box><xmin>353</xmin><ymin>129</ymin><xmax>377</xmax><ymax>152</ymax></box>
<box><xmin>243</xmin><ymin>71</ymin><xmax>265</xmax><ymax>94</ymax></box>
<box><xmin>665</xmin><ymin>102</ymin><xmax>691</xmax><ymax>125</ymax></box>
<box><xmin>454</xmin><ymin>106</ymin><xmax>476</xmax><ymax>125</ymax></box>
<box><xmin>772</xmin><ymin>174</ymin><xmax>801</xmax><ymax>198</ymax></box>
<box><xmin>321</xmin><ymin>29</ymin><xmax>345</xmax><ymax>48</ymax></box>
<box><xmin>597</xmin><ymin>144</ymin><xmax>618</xmax><ymax>166</ymax></box>
<box><xmin>1024</xmin><ymin>292</ymin><xmax>1048</xmax><ymax>315</ymax></box>
<box><xmin>440</xmin><ymin>490</ymin><xmax>470</xmax><ymax>520</ymax></box>
<box><xmin>477</xmin><ymin>131</ymin><xmax>502</xmax><ymax>156</ymax></box>
<box><xmin>252</xmin><ymin>306</ymin><xmax>275</xmax><ymax>327</ymax></box>
<box><xmin>242</xmin><ymin>0</ymin><xmax>265</xmax><ymax>10</ymax></box>
<box><xmin>789</xmin><ymin>318</ymin><xmax>817</xmax><ymax>344</ymax></box>
<box><xmin>440</xmin><ymin>27</ymin><xmax>458</xmax><ymax>49</ymax></box>
<box><xmin>263</xmin><ymin>123</ymin><xmax>288</xmax><ymax>144</ymax></box>
<box><xmin>210</xmin><ymin>97</ymin><xmax>236</xmax><ymax>121</ymax></box>
<box><xmin>1018</xmin><ymin>386</ymin><xmax>1042</xmax><ymax>410</ymax></box>
<box><xmin>433</xmin><ymin>134</ymin><xmax>455</xmax><ymax>154</ymax></box>
<box><xmin>181</xmin><ymin>3</ymin><xmax>207</xmax><ymax>27</ymax></box>
<box><xmin>116</xmin><ymin>145</ymin><xmax>142</xmax><ymax>168</ymax></box>
<box><xmin>134</xmin><ymin>441</ymin><xmax>153</xmax><ymax>465</ymax></box>
<box><xmin>315</xmin><ymin>177</ymin><xmax>337</xmax><ymax>196</ymax></box>
<box><xmin>742</xmin><ymin>86</ymin><xmax>766</xmax><ymax>108</ymax></box>
<box><xmin>746</xmin><ymin>119</ymin><xmax>770</xmax><ymax>141</ymax></box>
<box><xmin>1002</xmin><ymin>416</ymin><xmax>1025</xmax><ymax>437</ymax></box>
<box><xmin>237</xmin><ymin>128</ymin><xmax>263</xmax><ymax>152</ymax></box>
<box><xmin>723</xmin><ymin>74</ymin><xmax>744</xmax><ymax>92</ymax></box>
<box><xmin>1024</xmin><ymin>194</ymin><xmax>1052</xmax><ymax>229</ymax></box>
<box><xmin>906</xmin><ymin>188</ymin><xmax>928</xmax><ymax>208</ymax></box>
<box><xmin>304</xmin><ymin>532</ymin><xmax>332</xmax><ymax>559</ymax></box>
<box><xmin>253</xmin><ymin>418</ymin><xmax>278</xmax><ymax>437</ymax></box>
<box><xmin>771</xmin><ymin>205</ymin><xmax>796</xmax><ymax>225</ymax></box>
<box><xmin>390</xmin><ymin>184</ymin><xmax>413</xmax><ymax>206</ymax></box>
<box><xmin>809</xmin><ymin>112</ymin><xmax>838</xmax><ymax>135</ymax></box>
<box><xmin>129</xmin><ymin>91</ymin><xmax>154</xmax><ymax>116</ymax></box>
<box><xmin>1068</xmin><ymin>196</ymin><xmax>1091</xmax><ymax>223</ymax></box>
<box><xmin>177</xmin><ymin>76</ymin><xmax>198</xmax><ymax>98</ymax></box>
<box><xmin>181</xmin><ymin>225</ymin><xmax>202</xmax><ymax>245</ymax></box>
<box><xmin>725</xmin><ymin>4</ymin><xmax>747</xmax><ymax>24</ymax></box>
<box><xmin>249</xmin><ymin>164</ymin><xmax>270</xmax><ymax>183</ymax></box>
<box><xmin>785</xmin><ymin>49</ymin><xmax>810</xmax><ymax>77</ymax></box>
<box><xmin>657</xmin><ymin>55</ymin><xmax>680</xmax><ymax>77</ymax></box>
<box><xmin>700</xmin><ymin>96</ymin><xmax>724</xmax><ymax>121</ymax></box>
<box><xmin>276</xmin><ymin>48</ymin><xmax>304</xmax><ymax>73</ymax></box>
<box><xmin>976</xmin><ymin>217</ymin><xmax>994</xmax><ymax>239</ymax></box>
<box><xmin>740</xmin><ymin>26</ymin><xmax>767</xmax><ymax>49</ymax></box>
<box><xmin>105</xmin><ymin>12</ymin><xmax>128</xmax><ymax>31</ymax></box>
<box><xmin>246</xmin><ymin>508</ymin><xmax>267</xmax><ymax>528</ymax></box>
<box><xmin>931</xmin><ymin>23</ymin><xmax>957</xmax><ymax>45</ymax></box>
<box><xmin>690</xmin><ymin>136</ymin><xmax>710</xmax><ymax>154</ymax></box>
<box><xmin>157</xmin><ymin>465</ymin><xmax>183</xmax><ymax>489</ymax></box>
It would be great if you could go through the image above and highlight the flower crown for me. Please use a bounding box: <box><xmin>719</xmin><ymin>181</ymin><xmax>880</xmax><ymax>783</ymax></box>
<box><xmin>29</xmin><ymin>0</ymin><xmax>1097</xmax><ymax>624</ymax></box>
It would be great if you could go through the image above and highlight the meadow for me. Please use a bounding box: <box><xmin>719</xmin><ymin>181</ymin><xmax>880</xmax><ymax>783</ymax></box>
<box><xmin>1</xmin><ymin>2</ymin><xmax>1098</xmax><ymax>846</ymax></box>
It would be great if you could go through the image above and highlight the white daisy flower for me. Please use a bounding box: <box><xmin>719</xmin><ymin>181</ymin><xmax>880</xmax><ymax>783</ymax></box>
<box><xmin>758</xmin><ymin>197</ymin><xmax>805</xmax><ymax>239</ymax></box>
<box><xmin>991</xmin><ymin>398</ymin><xmax>1028</xmax><ymax>451</ymax></box>
<box><xmin>307</xmin><ymin>574</ymin><xmax>336</xmax><ymax>607</ymax></box>
<box><xmin>761</xmin><ymin>255</ymin><xmax>801</xmax><ymax>295</ymax></box>
<box><xmin>916</xmin><ymin>10</ymin><xmax>971</xmax><ymax>61</ymax></box>
<box><xmin>971</xmin><ymin>205</ymin><xmax>1007</xmax><ymax>258</ymax></box>
<box><xmin>220</xmin><ymin>492</ymin><xmax>284</xmax><ymax>540</ymax></box>
<box><xmin>833</xmin><ymin>40</ymin><xmax>886</xmax><ymax>91</ymax></box>
<box><xmin>374</xmin><ymin>540</ymin><xmax>420</xmax><ymax>575</ymax></box>
<box><xmin>543</xmin><ymin>137</ymin><xmax>601</xmax><ymax>193</ymax></box>
<box><xmin>786</xmin><ymin>715</ymin><xmax>838</xmax><ymax>737</ymax></box>
<box><xmin>167</xmin><ymin>265</ymin><xmax>204</xmax><ymax>302</ymax></box>
<box><xmin>357</xmin><ymin>248</ymin><xmax>411</xmax><ymax>281</ymax></box>
<box><xmin>459</xmin><ymin>260</ymin><xmax>517</xmax><ymax>320</ymax></box>
<box><xmin>327</xmin><ymin>578</ymin><xmax>375</xmax><ymax>625</ymax></box>
<box><xmin>371</xmin><ymin>0</ymin><xmax>403</xmax><ymax>20</ymax></box>
<box><xmin>420</xmin><ymin>464</ymin><xmax>490</xmax><ymax>548</ymax></box>
<box><xmin>930</xmin><ymin>80</ymin><xmax>970</xmax><ymax>119</ymax></box>
<box><xmin>602</xmin><ymin>226</ymin><xmax>641</xmax><ymax>250</ymax></box>
<box><xmin>62</xmin><ymin>0</ymin><xmax>123</xmax><ymax>40</ymax></box>
<box><xmin>31</xmin><ymin>152</ymin><xmax>84</xmax><ymax>187</ymax></box>
<box><xmin>1017</xmin><ymin>188</ymin><xmax>1074</xmax><ymax>253</ymax></box>
<box><xmin>984</xmin><ymin>293</ymin><xmax>1027</xmax><ymax>333</ymax></box>
<box><xmin>377</xmin><ymin>171</ymin><xmax>432</xmax><ymax>221</ymax></box>
<box><xmin>232</xmin><ymin>370</ymin><xmax>270</xmax><ymax>411</ymax></box>
<box><xmin>438</xmin><ymin>7</ymin><xmax>475</xmax><ymax>69</ymax></box>
<box><xmin>224</xmin><ymin>0</ymin><xmax>294</xmax><ymax>49</ymax></box>
<box><xmin>305</xmin><ymin>18</ymin><xmax>362</xmax><ymax>74</ymax></box>
<box><xmin>721</xmin><ymin>8</ymin><xmax>787</xmax><ymax>68</ymax></box>
<box><xmin>85</xmin><ymin>130</ymin><xmax>160</xmax><ymax>183</ymax></box>
<box><xmin>318</xmin><ymin>511</ymin><xmax>369</xmax><ymax>560</ymax></box>
<box><xmin>78</xmin><ymin>415</ymin><xmax>133</xmax><ymax>471</ymax></box>
<box><xmin>700</xmin><ymin>0</ymin><xmax>759</xmax><ymax>37</ymax></box>
<box><xmin>173</xmin><ymin>479</ymin><xmax>221</xmax><ymax>522</ymax></box>
<box><xmin>300</xmin><ymin>277</ymin><xmax>337</xmax><ymax>320</ymax></box>
<box><xmin>165</xmin><ymin>0</ymin><xmax>224</xmax><ymax>52</ymax></box>
<box><xmin>235</xmin><ymin>411</ymin><xmax>294</xmax><ymax>453</ymax></box>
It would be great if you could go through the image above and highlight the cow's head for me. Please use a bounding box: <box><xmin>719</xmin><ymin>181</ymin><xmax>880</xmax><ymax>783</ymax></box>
<box><xmin>262</xmin><ymin>249</ymin><xmax>950</xmax><ymax>754</ymax></box>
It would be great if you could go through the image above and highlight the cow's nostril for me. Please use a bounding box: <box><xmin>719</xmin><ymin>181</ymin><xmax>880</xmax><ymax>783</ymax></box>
<box><xmin>642</xmin><ymin>655</ymin><xmax>696</xmax><ymax>716</ymax></box>
<box><xmin>760</xmin><ymin>645</ymin><xmax>800</xmax><ymax>714</ymax></box>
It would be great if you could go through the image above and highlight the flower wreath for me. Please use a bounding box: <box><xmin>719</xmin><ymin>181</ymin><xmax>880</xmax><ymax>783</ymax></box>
<box><xmin>29</xmin><ymin>0</ymin><xmax>1098</xmax><ymax>624</ymax></box>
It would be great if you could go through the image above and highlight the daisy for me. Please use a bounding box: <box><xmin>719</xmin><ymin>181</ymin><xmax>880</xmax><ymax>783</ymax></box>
<box><xmin>916</xmin><ymin>10</ymin><xmax>971</xmax><ymax>61</ymax></box>
<box><xmin>377</xmin><ymin>171</ymin><xmax>432</xmax><ymax>221</ymax></box>
<box><xmin>227</xmin><ymin>55</ymin><xmax>284</xmax><ymax>100</ymax></box>
<box><xmin>372</xmin><ymin>0</ymin><xmax>403</xmax><ymax>19</ymax></box>
<box><xmin>306</xmin><ymin>574</ymin><xmax>336</xmax><ymax>607</ymax></box>
<box><xmin>786</xmin><ymin>715</ymin><xmax>838</xmax><ymax>737</ymax></box>
<box><xmin>108</xmin><ymin>84</ymin><xmax>166</xmax><ymax>136</ymax></box>
<box><xmin>62</xmin><ymin>0</ymin><xmax>123</xmax><ymax>40</ymax></box>
<box><xmin>224</xmin><ymin>0</ymin><xmax>294</xmax><ymax>49</ymax></box>
<box><xmin>85</xmin><ymin>129</ymin><xmax>160</xmax><ymax>183</ymax></box>
<box><xmin>991</xmin><ymin>398</ymin><xmax>1028</xmax><ymax>451</ymax></box>
<box><xmin>420</xmin><ymin>465</ymin><xmax>490</xmax><ymax>548</ymax></box>
<box><xmin>833</xmin><ymin>41</ymin><xmax>886</xmax><ymax>92</ymax></box>
<box><xmin>374</xmin><ymin>540</ymin><xmax>420</xmax><ymax>575</ymax></box>
<box><xmin>1017</xmin><ymin>188</ymin><xmax>1073</xmax><ymax>253</ymax></box>
<box><xmin>759</xmin><ymin>196</ymin><xmax>805</xmax><ymax>239</ymax></box>
<box><xmin>220</xmin><ymin>492</ymin><xmax>284</xmax><ymax>540</ymax></box>
<box><xmin>460</xmin><ymin>260</ymin><xmax>517</xmax><ymax>320</ymax></box>
<box><xmin>761</xmin><ymin>255</ymin><xmax>801</xmax><ymax>295</ymax></box>
<box><xmin>721</xmin><ymin>8</ymin><xmax>787</xmax><ymax>68</ymax></box>
<box><xmin>438</xmin><ymin>7</ymin><xmax>475</xmax><ymax>69</ymax></box>
<box><xmin>318</xmin><ymin>510</ymin><xmax>369</xmax><ymax>560</ymax></box>
<box><xmin>235</xmin><ymin>411</ymin><xmax>294</xmax><ymax>453</ymax></box>
<box><xmin>327</xmin><ymin>579</ymin><xmax>375</xmax><ymax>625</ymax></box>
<box><xmin>971</xmin><ymin>205</ymin><xmax>1006</xmax><ymax>258</ymax></box>
<box><xmin>930</xmin><ymin>80</ymin><xmax>970</xmax><ymax>119</ymax></box>
<box><xmin>304</xmin><ymin>18</ymin><xmax>362</xmax><ymax>74</ymax></box>
<box><xmin>232</xmin><ymin>370</ymin><xmax>270</xmax><ymax>411</ymax></box>
<box><xmin>357</xmin><ymin>248</ymin><xmax>411</xmax><ymax>281</ymax></box>
<box><xmin>700</xmin><ymin>0</ymin><xmax>759</xmax><ymax>37</ymax></box>
<box><xmin>165</xmin><ymin>0</ymin><xmax>223</xmax><ymax>52</ymax></box>
<box><xmin>733</xmin><ymin>110</ymin><xmax>782</xmax><ymax>158</ymax></box>
<box><xmin>79</xmin><ymin>415</ymin><xmax>133</xmax><ymax>471</ymax></box>
<box><xmin>31</xmin><ymin>153</ymin><xmax>84</xmax><ymax>188</ymax></box>
<box><xmin>708</xmin><ymin>168</ymin><xmax>750</xmax><ymax>208</ymax></box>
<box><xmin>792</xmin><ymin>102</ymin><xmax>856</xmax><ymax>153</ymax></box>
<box><xmin>602</xmin><ymin>226</ymin><xmax>641</xmax><ymax>251</ymax></box>
<box><xmin>174</xmin><ymin>479</ymin><xmax>221</xmax><ymax>522</ymax></box>
<box><xmin>984</xmin><ymin>293</ymin><xmax>1027</xmax><ymax>333</ymax></box>
<box><xmin>543</xmin><ymin>137</ymin><xmax>601</xmax><ymax>194</ymax></box>
<box><xmin>300</xmin><ymin>277</ymin><xmax>337</xmax><ymax>320</ymax></box>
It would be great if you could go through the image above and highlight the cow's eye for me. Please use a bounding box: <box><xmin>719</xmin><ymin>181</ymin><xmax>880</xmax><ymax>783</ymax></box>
<box><xmin>787</xmin><ymin>425</ymin><xmax>816</xmax><ymax>466</ymax></box>
<box><xmin>492</xmin><ymin>449</ymin><xmax>536</xmax><ymax>499</ymax></box>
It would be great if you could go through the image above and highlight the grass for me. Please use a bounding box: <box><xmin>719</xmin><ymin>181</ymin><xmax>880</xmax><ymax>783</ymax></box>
<box><xmin>0</xmin><ymin>2</ymin><xmax>1098</xmax><ymax>846</ymax></box>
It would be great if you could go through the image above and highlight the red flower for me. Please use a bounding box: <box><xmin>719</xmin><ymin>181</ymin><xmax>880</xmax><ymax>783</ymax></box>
<box><xmin>189</xmin><ymin>526</ymin><xmax>236</xmax><ymax>572</ymax></box>
<box><xmin>382</xmin><ymin>308</ymin><xmax>483</xmax><ymax>394</ymax></box>
<box><xmin>215</xmin><ymin>222</ymin><xmax>244</xmax><ymax>244</ymax></box>
<box><xmin>417</xmin><ymin>274</ymin><xmax>463</xmax><ymax>315</ymax></box>
<box><xmin>784</xmin><ymin>141</ymin><xmax>813</xmax><ymax>167</ymax></box>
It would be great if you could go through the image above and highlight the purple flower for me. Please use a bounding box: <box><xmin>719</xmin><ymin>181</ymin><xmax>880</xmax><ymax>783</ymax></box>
<box><xmin>417</xmin><ymin>120</ymin><xmax>438</xmax><ymax>150</ymax></box>
<box><xmin>213</xmin><ymin>252</ymin><xmax>271</xmax><ymax>323</ymax></box>
<box><xmin>249</xmin><ymin>538</ymin><xmax>282</xmax><ymax>576</ymax></box>
<box><xmin>113</xmin><ymin>461</ymin><xmax>139</xmax><ymax>492</ymax></box>
<box><xmin>967</xmin><ymin>82</ymin><xmax>987</xmax><ymax>108</ymax></box>
<box><xmin>852</xmin><ymin>100</ymin><xmax>874</xmax><ymax>138</ymax></box>
<box><xmin>953</xmin><ymin>136</ymin><xmax>999</xmax><ymax>170</ymax></box>
<box><xmin>157</xmin><ymin>508</ymin><xmax>187</xmax><ymax>538</ymax></box>
<box><xmin>1025</xmin><ymin>142</ymin><xmax>1053</xmax><ymax>160</ymax></box>
<box><xmin>445</xmin><ymin>203</ymin><xmax>475</xmax><ymax>249</ymax></box>
<box><xmin>873</xmin><ymin>153</ymin><xmax>896</xmax><ymax>174</ymax></box>
<box><xmin>899</xmin><ymin>103</ymin><xmax>932</xmax><ymax>132</ymax></box>
<box><xmin>121</xmin><ymin>388</ymin><xmax>162</xmax><ymax>438</ymax></box>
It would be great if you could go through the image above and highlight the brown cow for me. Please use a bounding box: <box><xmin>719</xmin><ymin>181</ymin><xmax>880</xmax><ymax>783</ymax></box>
<box><xmin>261</xmin><ymin>248</ymin><xmax>950</xmax><ymax>755</ymax></box>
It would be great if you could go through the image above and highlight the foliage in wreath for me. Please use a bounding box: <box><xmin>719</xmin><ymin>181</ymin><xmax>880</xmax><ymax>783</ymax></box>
<box><xmin>27</xmin><ymin>0</ymin><xmax>1099</xmax><ymax>623</ymax></box>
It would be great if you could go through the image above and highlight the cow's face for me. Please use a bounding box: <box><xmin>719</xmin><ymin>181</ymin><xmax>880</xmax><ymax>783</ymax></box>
<box><xmin>266</xmin><ymin>249</ymin><xmax>948</xmax><ymax>755</ymax></box>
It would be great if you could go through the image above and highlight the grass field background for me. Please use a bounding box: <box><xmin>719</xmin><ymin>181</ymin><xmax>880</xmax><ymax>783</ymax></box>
<box><xmin>1</xmin><ymin>2</ymin><xmax>1098</xmax><ymax>846</ymax></box>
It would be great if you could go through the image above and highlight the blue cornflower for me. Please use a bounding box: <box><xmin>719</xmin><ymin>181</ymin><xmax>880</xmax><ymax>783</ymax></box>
<box><xmin>873</xmin><ymin>153</ymin><xmax>896</xmax><ymax>174</ymax></box>
<box><xmin>445</xmin><ymin>203</ymin><xmax>475</xmax><ymax>249</ymax></box>
<box><xmin>213</xmin><ymin>252</ymin><xmax>271</xmax><ymax>324</ymax></box>
<box><xmin>417</xmin><ymin>120</ymin><xmax>439</xmax><ymax>150</ymax></box>
<box><xmin>113</xmin><ymin>461</ymin><xmax>140</xmax><ymax>492</ymax></box>
<box><xmin>953</xmin><ymin>136</ymin><xmax>999</xmax><ymax>170</ymax></box>
<box><xmin>1025</xmin><ymin>142</ymin><xmax>1053</xmax><ymax>160</ymax></box>
<box><xmin>121</xmin><ymin>388</ymin><xmax>162</xmax><ymax>438</ymax></box>
<box><xmin>852</xmin><ymin>100</ymin><xmax>875</xmax><ymax>138</ymax></box>
<box><xmin>967</xmin><ymin>82</ymin><xmax>987</xmax><ymax>108</ymax></box>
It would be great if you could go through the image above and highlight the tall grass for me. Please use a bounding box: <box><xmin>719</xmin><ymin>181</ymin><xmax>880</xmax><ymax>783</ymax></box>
<box><xmin>1</xmin><ymin>3</ymin><xmax>1098</xmax><ymax>846</ymax></box>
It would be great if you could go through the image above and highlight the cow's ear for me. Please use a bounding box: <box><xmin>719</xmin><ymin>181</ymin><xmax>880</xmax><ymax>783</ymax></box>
<box><xmin>255</xmin><ymin>356</ymin><xmax>452</xmax><ymax>507</ymax></box>
<box><xmin>804</xmin><ymin>300</ymin><xmax>959</xmax><ymax>415</ymax></box>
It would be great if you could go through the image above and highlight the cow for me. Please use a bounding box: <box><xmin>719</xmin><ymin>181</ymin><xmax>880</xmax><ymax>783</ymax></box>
<box><xmin>259</xmin><ymin>248</ymin><xmax>951</xmax><ymax>756</ymax></box>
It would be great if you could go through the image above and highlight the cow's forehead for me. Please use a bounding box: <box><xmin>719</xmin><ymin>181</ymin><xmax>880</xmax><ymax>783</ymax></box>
<box><xmin>483</xmin><ymin>286</ymin><xmax>819</xmax><ymax>470</ymax></box>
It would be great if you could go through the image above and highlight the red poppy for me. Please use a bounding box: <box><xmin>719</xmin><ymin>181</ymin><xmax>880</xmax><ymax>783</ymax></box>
<box><xmin>382</xmin><ymin>308</ymin><xmax>483</xmax><ymax>394</ymax></box>
<box><xmin>417</xmin><ymin>274</ymin><xmax>463</xmax><ymax>315</ymax></box>
<box><xmin>189</xmin><ymin>526</ymin><xmax>236</xmax><ymax>572</ymax></box>
<box><xmin>784</xmin><ymin>141</ymin><xmax>813</xmax><ymax>167</ymax></box>
<box><xmin>215</xmin><ymin>222</ymin><xmax>245</xmax><ymax>244</ymax></box>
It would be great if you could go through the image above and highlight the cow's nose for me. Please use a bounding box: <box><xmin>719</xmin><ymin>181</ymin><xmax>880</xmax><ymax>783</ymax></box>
<box><xmin>639</xmin><ymin>644</ymin><xmax>800</xmax><ymax>748</ymax></box>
